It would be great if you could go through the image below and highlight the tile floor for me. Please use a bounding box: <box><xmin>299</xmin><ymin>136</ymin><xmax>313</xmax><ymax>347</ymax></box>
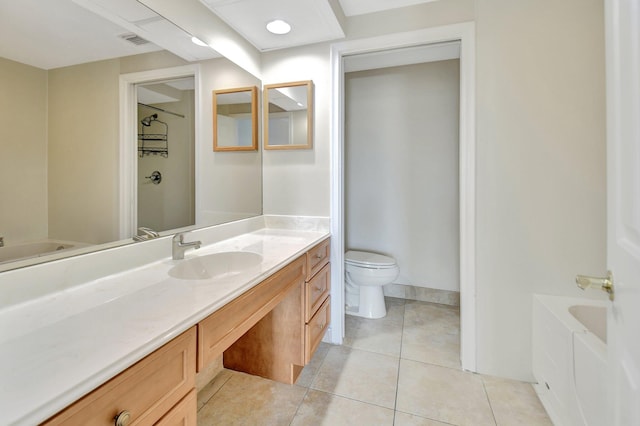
<box><xmin>197</xmin><ymin>297</ymin><xmax>552</xmax><ymax>425</ymax></box>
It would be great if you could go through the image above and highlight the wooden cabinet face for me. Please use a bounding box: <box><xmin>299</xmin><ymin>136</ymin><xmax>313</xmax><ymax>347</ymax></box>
<box><xmin>306</xmin><ymin>238</ymin><xmax>330</xmax><ymax>280</ymax></box>
<box><xmin>305</xmin><ymin>263</ymin><xmax>330</xmax><ymax>322</ymax></box>
<box><xmin>305</xmin><ymin>297</ymin><xmax>331</xmax><ymax>364</ymax></box>
<box><xmin>43</xmin><ymin>328</ymin><xmax>196</xmax><ymax>426</ymax></box>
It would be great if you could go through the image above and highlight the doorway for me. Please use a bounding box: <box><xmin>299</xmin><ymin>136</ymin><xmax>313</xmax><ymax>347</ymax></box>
<box><xmin>329</xmin><ymin>23</ymin><xmax>476</xmax><ymax>371</ymax></box>
<box><xmin>344</xmin><ymin>53</ymin><xmax>460</xmax><ymax>295</ymax></box>
<box><xmin>136</xmin><ymin>77</ymin><xmax>195</xmax><ymax>233</ymax></box>
<box><xmin>119</xmin><ymin>65</ymin><xmax>200</xmax><ymax>240</ymax></box>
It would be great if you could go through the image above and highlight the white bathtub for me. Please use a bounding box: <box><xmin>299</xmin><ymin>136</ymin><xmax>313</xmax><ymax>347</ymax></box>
<box><xmin>0</xmin><ymin>240</ymin><xmax>88</xmax><ymax>264</ymax></box>
<box><xmin>532</xmin><ymin>295</ymin><xmax>608</xmax><ymax>426</ymax></box>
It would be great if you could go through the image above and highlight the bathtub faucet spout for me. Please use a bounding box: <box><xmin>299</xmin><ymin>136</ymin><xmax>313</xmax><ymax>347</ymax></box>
<box><xmin>575</xmin><ymin>271</ymin><xmax>615</xmax><ymax>301</ymax></box>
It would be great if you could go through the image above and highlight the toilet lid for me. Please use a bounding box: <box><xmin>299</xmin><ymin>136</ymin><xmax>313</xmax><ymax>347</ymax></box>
<box><xmin>345</xmin><ymin>250</ymin><xmax>396</xmax><ymax>267</ymax></box>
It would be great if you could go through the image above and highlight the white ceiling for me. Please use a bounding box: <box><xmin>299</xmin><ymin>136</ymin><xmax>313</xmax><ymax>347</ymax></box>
<box><xmin>0</xmin><ymin>0</ymin><xmax>159</xmax><ymax>69</ymax></box>
<box><xmin>0</xmin><ymin>0</ymin><xmax>439</xmax><ymax>70</ymax></box>
<box><xmin>338</xmin><ymin>0</ymin><xmax>439</xmax><ymax>17</ymax></box>
<box><xmin>199</xmin><ymin>0</ymin><xmax>344</xmax><ymax>51</ymax></box>
<box><xmin>0</xmin><ymin>0</ymin><xmax>219</xmax><ymax>70</ymax></box>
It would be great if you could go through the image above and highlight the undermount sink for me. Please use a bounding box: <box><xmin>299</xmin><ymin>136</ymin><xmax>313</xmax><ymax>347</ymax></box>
<box><xmin>168</xmin><ymin>251</ymin><xmax>263</xmax><ymax>280</ymax></box>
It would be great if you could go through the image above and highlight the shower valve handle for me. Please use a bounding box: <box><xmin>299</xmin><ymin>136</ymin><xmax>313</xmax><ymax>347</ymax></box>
<box><xmin>145</xmin><ymin>170</ymin><xmax>162</xmax><ymax>185</ymax></box>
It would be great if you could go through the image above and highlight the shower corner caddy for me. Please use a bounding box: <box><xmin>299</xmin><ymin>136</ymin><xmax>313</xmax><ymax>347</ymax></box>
<box><xmin>138</xmin><ymin>124</ymin><xmax>168</xmax><ymax>158</ymax></box>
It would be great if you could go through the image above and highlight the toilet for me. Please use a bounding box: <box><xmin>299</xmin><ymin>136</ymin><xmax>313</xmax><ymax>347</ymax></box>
<box><xmin>345</xmin><ymin>250</ymin><xmax>399</xmax><ymax>319</ymax></box>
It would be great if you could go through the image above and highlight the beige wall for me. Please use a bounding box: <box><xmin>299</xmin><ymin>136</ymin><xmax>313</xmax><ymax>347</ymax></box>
<box><xmin>46</xmin><ymin>53</ymin><xmax>189</xmax><ymax>244</ymax></box>
<box><xmin>197</xmin><ymin>58</ymin><xmax>262</xmax><ymax>225</ymax></box>
<box><xmin>345</xmin><ymin>60</ymin><xmax>460</xmax><ymax>292</ymax></box>
<box><xmin>261</xmin><ymin>0</ymin><xmax>606</xmax><ymax>381</ymax></box>
<box><xmin>48</xmin><ymin>59</ymin><xmax>121</xmax><ymax>244</ymax></box>
<box><xmin>0</xmin><ymin>58</ymin><xmax>48</xmax><ymax>244</ymax></box>
<box><xmin>474</xmin><ymin>0</ymin><xmax>606</xmax><ymax>380</ymax></box>
<box><xmin>262</xmin><ymin>43</ymin><xmax>332</xmax><ymax>217</ymax></box>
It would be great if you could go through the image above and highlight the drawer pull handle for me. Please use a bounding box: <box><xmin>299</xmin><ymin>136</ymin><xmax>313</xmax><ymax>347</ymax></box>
<box><xmin>314</xmin><ymin>285</ymin><xmax>324</xmax><ymax>292</ymax></box>
<box><xmin>315</xmin><ymin>253</ymin><xmax>323</xmax><ymax>259</ymax></box>
<box><xmin>114</xmin><ymin>410</ymin><xmax>131</xmax><ymax>426</ymax></box>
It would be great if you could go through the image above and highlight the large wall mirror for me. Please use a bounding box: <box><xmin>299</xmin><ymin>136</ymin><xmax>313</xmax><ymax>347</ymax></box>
<box><xmin>213</xmin><ymin>86</ymin><xmax>258</xmax><ymax>151</ymax></box>
<box><xmin>264</xmin><ymin>81</ymin><xmax>314</xmax><ymax>150</ymax></box>
<box><xmin>0</xmin><ymin>0</ymin><xmax>263</xmax><ymax>272</ymax></box>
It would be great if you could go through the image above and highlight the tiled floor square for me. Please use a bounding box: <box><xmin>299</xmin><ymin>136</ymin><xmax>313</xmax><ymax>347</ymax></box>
<box><xmin>401</xmin><ymin>300</ymin><xmax>460</xmax><ymax>369</ymax></box>
<box><xmin>311</xmin><ymin>345</ymin><xmax>399</xmax><ymax>409</ymax></box>
<box><xmin>343</xmin><ymin>297</ymin><xmax>405</xmax><ymax>357</ymax></box>
<box><xmin>396</xmin><ymin>359</ymin><xmax>495</xmax><ymax>426</ymax></box>
<box><xmin>197</xmin><ymin>370</ymin><xmax>307</xmax><ymax>425</ymax></box>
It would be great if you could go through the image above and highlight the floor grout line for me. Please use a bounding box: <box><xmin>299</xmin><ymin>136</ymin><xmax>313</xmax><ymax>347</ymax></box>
<box><xmin>302</xmin><ymin>388</ymin><xmax>397</xmax><ymax>412</ymax></box>
<box><xmin>391</xmin><ymin>299</ymin><xmax>406</xmax><ymax>425</ymax></box>
<box><xmin>196</xmin><ymin>371</ymin><xmax>234</xmax><ymax>413</ymax></box>
<box><xmin>481</xmin><ymin>376</ymin><xmax>499</xmax><ymax>426</ymax></box>
<box><xmin>288</xmin><ymin>344</ymin><xmax>331</xmax><ymax>425</ymax></box>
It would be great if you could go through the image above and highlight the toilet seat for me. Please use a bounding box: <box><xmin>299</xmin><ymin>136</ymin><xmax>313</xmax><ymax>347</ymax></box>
<box><xmin>345</xmin><ymin>250</ymin><xmax>396</xmax><ymax>269</ymax></box>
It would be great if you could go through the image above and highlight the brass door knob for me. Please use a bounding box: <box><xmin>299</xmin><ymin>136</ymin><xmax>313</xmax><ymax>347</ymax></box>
<box><xmin>114</xmin><ymin>410</ymin><xmax>131</xmax><ymax>426</ymax></box>
<box><xmin>575</xmin><ymin>270</ymin><xmax>614</xmax><ymax>301</ymax></box>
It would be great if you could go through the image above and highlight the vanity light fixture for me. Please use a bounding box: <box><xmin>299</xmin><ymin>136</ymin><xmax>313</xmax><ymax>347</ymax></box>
<box><xmin>266</xmin><ymin>19</ymin><xmax>291</xmax><ymax>35</ymax></box>
<box><xmin>191</xmin><ymin>36</ymin><xmax>207</xmax><ymax>47</ymax></box>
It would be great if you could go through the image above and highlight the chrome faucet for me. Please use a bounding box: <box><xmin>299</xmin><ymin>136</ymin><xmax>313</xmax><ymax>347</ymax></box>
<box><xmin>133</xmin><ymin>227</ymin><xmax>160</xmax><ymax>242</ymax></box>
<box><xmin>172</xmin><ymin>233</ymin><xmax>201</xmax><ymax>260</ymax></box>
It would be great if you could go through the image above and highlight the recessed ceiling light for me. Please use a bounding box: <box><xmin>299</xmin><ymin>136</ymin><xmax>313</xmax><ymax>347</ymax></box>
<box><xmin>266</xmin><ymin>19</ymin><xmax>291</xmax><ymax>35</ymax></box>
<box><xmin>191</xmin><ymin>36</ymin><xmax>207</xmax><ymax>47</ymax></box>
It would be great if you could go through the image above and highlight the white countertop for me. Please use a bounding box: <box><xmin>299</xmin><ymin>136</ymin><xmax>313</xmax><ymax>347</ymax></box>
<box><xmin>0</xmin><ymin>226</ymin><xmax>329</xmax><ymax>425</ymax></box>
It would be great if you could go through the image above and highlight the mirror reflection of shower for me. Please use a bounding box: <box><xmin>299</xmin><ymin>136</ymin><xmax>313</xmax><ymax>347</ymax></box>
<box><xmin>136</xmin><ymin>77</ymin><xmax>196</xmax><ymax>235</ymax></box>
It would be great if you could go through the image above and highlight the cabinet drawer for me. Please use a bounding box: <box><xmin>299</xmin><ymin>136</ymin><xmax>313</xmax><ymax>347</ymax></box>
<box><xmin>306</xmin><ymin>238</ymin><xmax>330</xmax><ymax>280</ymax></box>
<box><xmin>305</xmin><ymin>263</ymin><xmax>330</xmax><ymax>322</ymax></box>
<box><xmin>305</xmin><ymin>296</ymin><xmax>330</xmax><ymax>364</ymax></box>
<box><xmin>43</xmin><ymin>328</ymin><xmax>196</xmax><ymax>426</ymax></box>
<box><xmin>198</xmin><ymin>256</ymin><xmax>306</xmax><ymax>371</ymax></box>
<box><xmin>155</xmin><ymin>388</ymin><xmax>197</xmax><ymax>426</ymax></box>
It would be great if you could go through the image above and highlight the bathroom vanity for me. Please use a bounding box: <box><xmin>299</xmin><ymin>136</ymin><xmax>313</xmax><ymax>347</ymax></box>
<box><xmin>0</xmin><ymin>219</ymin><xmax>330</xmax><ymax>425</ymax></box>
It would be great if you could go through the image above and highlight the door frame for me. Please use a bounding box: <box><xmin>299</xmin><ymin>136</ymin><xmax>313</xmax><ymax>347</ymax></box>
<box><xmin>329</xmin><ymin>22</ymin><xmax>477</xmax><ymax>371</ymax></box>
<box><xmin>118</xmin><ymin>64</ymin><xmax>201</xmax><ymax>239</ymax></box>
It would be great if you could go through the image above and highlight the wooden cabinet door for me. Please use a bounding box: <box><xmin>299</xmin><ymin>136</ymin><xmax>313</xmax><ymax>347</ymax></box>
<box><xmin>43</xmin><ymin>328</ymin><xmax>196</xmax><ymax>426</ymax></box>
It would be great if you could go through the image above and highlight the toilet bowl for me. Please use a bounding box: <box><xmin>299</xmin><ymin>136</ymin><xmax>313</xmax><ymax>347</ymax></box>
<box><xmin>345</xmin><ymin>250</ymin><xmax>399</xmax><ymax>319</ymax></box>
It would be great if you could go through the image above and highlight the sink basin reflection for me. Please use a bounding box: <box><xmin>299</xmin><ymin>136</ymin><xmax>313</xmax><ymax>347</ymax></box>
<box><xmin>168</xmin><ymin>251</ymin><xmax>263</xmax><ymax>280</ymax></box>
